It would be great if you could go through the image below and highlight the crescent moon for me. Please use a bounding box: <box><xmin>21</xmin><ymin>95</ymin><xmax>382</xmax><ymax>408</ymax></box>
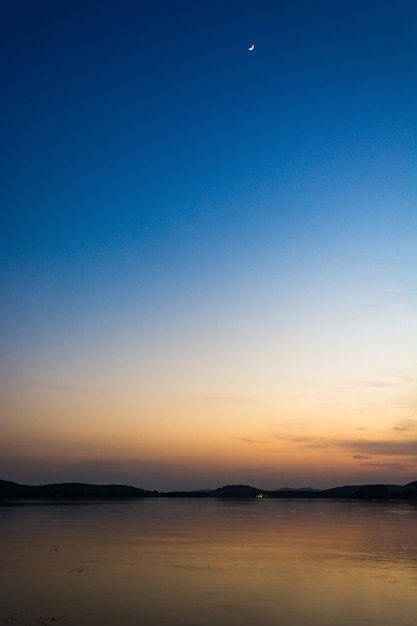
<box><xmin>248</xmin><ymin>44</ymin><xmax>255</xmax><ymax>51</ymax></box>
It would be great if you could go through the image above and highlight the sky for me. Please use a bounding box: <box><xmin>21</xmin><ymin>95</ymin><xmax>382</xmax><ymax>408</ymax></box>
<box><xmin>1</xmin><ymin>0</ymin><xmax>416</xmax><ymax>491</ymax></box>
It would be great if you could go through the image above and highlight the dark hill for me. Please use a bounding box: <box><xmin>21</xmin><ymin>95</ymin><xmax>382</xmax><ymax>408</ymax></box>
<box><xmin>1</xmin><ymin>479</ymin><xmax>416</xmax><ymax>500</ymax></box>
<box><xmin>321</xmin><ymin>482</ymin><xmax>417</xmax><ymax>499</ymax></box>
<box><xmin>0</xmin><ymin>480</ymin><xmax>154</xmax><ymax>499</ymax></box>
<box><xmin>211</xmin><ymin>484</ymin><xmax>262</xmax><ymax>497</ymax></box>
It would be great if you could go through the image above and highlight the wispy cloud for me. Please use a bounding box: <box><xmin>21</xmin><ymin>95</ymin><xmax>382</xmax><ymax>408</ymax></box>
<box><xmin>240</xmin><ymin>437</ymin><xmax>266</xmax><ymax>445</ymax></box>
<box><xmin>299</xmin><ymin>362</ymin><xmax>416</xmax><ymax>397</ymax></box>
<box><xmin>352</xmin><ymin>454</ymin><xmax>371</xmax><ymax>460</ymax></box>
<box><xmin>357</xmin><ymin>461</ymin><xmax>412</xmax><ymax>471</ymax></box>
<box><xmin>272</xmin><ymin>433</ymin><xmax>329</xmax><ymax>449</ymax></box>
<box><xmin>343</xmin><ymin>439</ymin><xmax>417</xmax><ymax>456</ymax></box>
<box><xmin>394</xmin><ymin>419</ymin><xmax>417</xmax><ymax>432</ymax></box>
<box><xmin>273</xmin><ymin>433</ymin><xmax>417</xmax><ymax>457</ymax></box>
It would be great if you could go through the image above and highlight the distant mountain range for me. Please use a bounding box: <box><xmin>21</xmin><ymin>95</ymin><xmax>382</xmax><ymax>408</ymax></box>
<box><xmin>1</xmin><ymin>479</ymin><xmax>416</xmax><ymax>500</ymax></box>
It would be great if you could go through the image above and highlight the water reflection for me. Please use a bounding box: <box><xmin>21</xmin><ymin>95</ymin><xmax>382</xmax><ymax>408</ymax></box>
<box><xmin>1</xmin><ymin>499</ymin><xmax>416</xmax><ymax>625</ymax></box>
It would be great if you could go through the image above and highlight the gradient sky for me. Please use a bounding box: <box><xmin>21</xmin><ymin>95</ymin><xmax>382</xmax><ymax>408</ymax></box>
<box><xmin>1</xmin><ymin>0</ymin><xmax>416</xmax><ymax>490</ymax></box>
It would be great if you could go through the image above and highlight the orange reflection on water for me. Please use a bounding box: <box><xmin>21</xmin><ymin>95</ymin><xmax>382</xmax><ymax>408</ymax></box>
<box><xmin>1</xmin><ymin>499</ymin><xmax>416</xmax><ymax>626</ymax></box>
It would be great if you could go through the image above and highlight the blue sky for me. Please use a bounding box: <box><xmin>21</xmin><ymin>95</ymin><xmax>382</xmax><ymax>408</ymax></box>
<box><xmin>1</xmin><ymin>0</ymin><xmax>416</xmax><ymax>489</ymax></box>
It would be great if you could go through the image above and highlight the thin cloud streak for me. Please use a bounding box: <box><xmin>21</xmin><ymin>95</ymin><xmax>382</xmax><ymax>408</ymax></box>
<box><xmin>240</xmin><ymin>437</ymin><xmax>267</xmax><ymax>445</ymax></box>
<box><xmin>394</xmin><ymin>419</ymin><xmax>417</xmax><ymax>432</ymax></box>
<box><xmin>357</xmin><ymin>461</ymin><xmax>413</xmax><ymax>471</ymax></box>
<box><xmin>345</xmin><ymin>440</ymin><xmax>417</xmax><ymax>456</ymax></box>
<box><xmin>273</xmin><ymin>433</ymin><xmax>417</xmax><ymax>457</ymax></box>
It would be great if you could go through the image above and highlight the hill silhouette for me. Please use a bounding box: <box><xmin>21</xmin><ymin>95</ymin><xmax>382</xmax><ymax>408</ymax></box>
<box><xmin>0</xmin><ymin>480</ymin><xmax>155</xmax><ymax>499</ymax></box>
<box><xmin>1</xmin><ymin>479</ymin><xmax>416</xmax><ymax>500</ymax></box>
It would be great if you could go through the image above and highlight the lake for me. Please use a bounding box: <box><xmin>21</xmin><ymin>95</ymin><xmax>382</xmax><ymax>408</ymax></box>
<box><xmin>1</xmin><ymin>498</ymin><xmax>416</xmax><ymax>625</ymax></box>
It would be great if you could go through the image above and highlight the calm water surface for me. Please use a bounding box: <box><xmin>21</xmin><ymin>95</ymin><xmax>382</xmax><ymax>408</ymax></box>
<box><xmin>1</xmin><ymin>498</ymin><xmax>416</xmax><ymax>625</ymax></box>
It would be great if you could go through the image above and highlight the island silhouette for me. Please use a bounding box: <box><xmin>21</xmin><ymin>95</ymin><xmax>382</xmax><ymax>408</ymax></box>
<box><xmin>1</xmin><ymin>479</ymin><xmax>416</xmax><ymax>500</ymax></box>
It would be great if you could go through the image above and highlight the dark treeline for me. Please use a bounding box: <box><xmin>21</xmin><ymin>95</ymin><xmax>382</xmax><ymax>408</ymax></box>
<box><xmin>1</xmin><ymin>479</ymin><xmax>416</xmax><ymax>501</ymax></box>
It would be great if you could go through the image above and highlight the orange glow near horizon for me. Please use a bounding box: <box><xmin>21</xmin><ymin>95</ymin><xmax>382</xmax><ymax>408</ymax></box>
<box><xmin>2</xmin><ymin>370</ymin><xmax>416</xmax><ymax>490</ymax></box>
